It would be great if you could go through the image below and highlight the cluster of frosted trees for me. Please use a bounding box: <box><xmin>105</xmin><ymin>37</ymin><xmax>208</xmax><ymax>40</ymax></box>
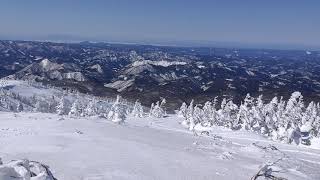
<box><xmin>0</xmin><ymin>81</ymin><xmax>164</xmax><ymax>124</ymax></box>
<box><xmin>0</xmin><ymin>88</ymin><xmax>33</xmax><ymax>112</ymax></box>
<box><xmin>57</xmin><ymin>95</ymin><xmax>142</xmax><ymax>124</ymax></box>
<box><xmin>3</xmin><ymin>79</ymin><xmax>320</xmax><ymax>145</ymax></box>
<box><xmin>149</xmin><ymin>98</ymin><xmax>167</xmax><ymax>118</ymax></box>
<box><xmin>0</xmin><ymin>86</ymin><xmax>134</xmax><ymax>124</ymax></box>
<box><xmin>178</xmin><ymin>92</ymin><xmax>320</xmax><ymax>145</ymax></box>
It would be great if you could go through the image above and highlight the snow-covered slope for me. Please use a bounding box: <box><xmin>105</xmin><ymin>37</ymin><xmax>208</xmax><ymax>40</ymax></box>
<box><xmin>8</xmin><ymin>59</ymin><xmax>86</xmax><ymax>82</ymax></box>
<box><xmin>0</xmin><ymin>112</ymin><xmax>320</xmax><ymax>180</ymax></box>
<box><xmin>131</xmin><ymin>60</ymin><xmax>187</xmax><ymax>67</ymax></box>
<box><xmin>0</xmin><ymin>79</ymin><xmax>136</xmax><ymax>123</ymax></box>
<box><xmin>0</xmin><ymin>80</ymin><xmax>61</xmax><ymax>98</ymax></box>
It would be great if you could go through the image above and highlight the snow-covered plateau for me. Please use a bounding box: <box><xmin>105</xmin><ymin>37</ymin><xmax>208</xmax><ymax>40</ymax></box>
<box><xmin>0</xmin><ymin>112</ymin><xmax>320</xmax><ymax>180</ymax></box>
<box><xmin>1</xmin><ymin>79</ymin><xmax>320</xmax><ymax>179</ymax></box>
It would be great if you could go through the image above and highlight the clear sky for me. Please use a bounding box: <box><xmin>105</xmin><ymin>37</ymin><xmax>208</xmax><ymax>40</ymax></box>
<box><xmin>0</xmin><ymin>0</ymin><xmax>319</xmax><ymax>48</ymax></box>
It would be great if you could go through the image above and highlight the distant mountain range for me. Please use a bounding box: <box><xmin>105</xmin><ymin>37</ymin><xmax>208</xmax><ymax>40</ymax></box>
<box><xmin>1</xmin><ymin>40</ymin><xmax>320</xmax><ymax>109</ymax></box>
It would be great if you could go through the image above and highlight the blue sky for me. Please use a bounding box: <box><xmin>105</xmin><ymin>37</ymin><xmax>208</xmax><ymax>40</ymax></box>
<box><xmin>0</xmin><ymin>0</ymin><xmax>319</xmax><ymax>48</ymax></box>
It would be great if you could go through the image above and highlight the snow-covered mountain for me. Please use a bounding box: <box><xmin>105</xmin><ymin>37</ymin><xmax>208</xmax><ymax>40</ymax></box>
<box><xmin>1</xmin><ymin>40</ymin><xmax>320</xmax><ymax>109</ymax></box>
<box><xmin>9</xmin><ymin>59</ymin><xmax>87</xmax><ymax>82</ymax></box>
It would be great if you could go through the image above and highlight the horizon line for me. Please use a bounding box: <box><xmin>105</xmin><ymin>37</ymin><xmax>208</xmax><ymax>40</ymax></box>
<box><xmin>0</xmin><ymin>36</ymin><xmax>319</xmax><ymax>52</ymax></box>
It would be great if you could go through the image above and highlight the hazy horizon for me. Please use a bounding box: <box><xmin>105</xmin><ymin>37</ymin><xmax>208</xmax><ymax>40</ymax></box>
<box><xmin>1</xmin><ymin>0</ymin><xmax>319</xmax><ymax>50</ymax></box>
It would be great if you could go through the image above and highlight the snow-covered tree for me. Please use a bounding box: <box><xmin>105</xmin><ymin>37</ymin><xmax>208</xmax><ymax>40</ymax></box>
<box><xmin>131</xmin><ymin>100</ymin><xmax>144</xmax><ymax>117</ymax></box>
<box><xmin>264</xmin><ymin>97</ymin><xmax>279</xmax><ymax>137</ymax></box>
<box><xmin>253</xmin><ymin>95</ymin><xmax>267</xmax><ymax>133</ymax></box>
<box><xmin>279</xmin><ymin>92</ymin><xmax>304</xmax><ymax>144</ymax></box>
<box><xmin>284</xmin><ymin>92</ymin><xmax>304</xmax><ymax>129</ymax></box>
<box><xmin>149</xmin><ymin>103</ymin><xmax>154</xmax><ymax>117</ymax></box>
<box><xmin>107</xmin><ymin>95</ymin><xmax>126</xmax><ymax>123</ymax></box>
<box><xmin>186</xmin><ymin>100</ymin><xmax>194</xmax><ymax>119</ymax></box>
<box><xmin>33</xmin><ymin>98</ymin><xmax>51</xmax><ymax>113</ymax></box>
<box><xmin>224</xmin><ymin>100</ymin><xmax>239</xmax><ymax>129</ymax></box>
<box><xmin>217</xmin><ymin>99</ymin><xmax>226</xmax><ymax>125</ymax></box>
<box><xmin>178</xmin><ymin>102</ymin><xmax>188</xmax><ymax>118</ymax></box>
<box><xmin>302</xmin><ymin>102</ymin><xmax>317</xmax><ymax>126</ymax></box>
<box><xmin>185</xmin><ymin>100</ymin><xmax>195</xmax><ymax>130</ymax></box>
<box><xmin>69</xmin><ymin>99</ymin><xmax>81</xmax><ymax>116</ymax></box>
<box><xmin>17</xmin><ymin>102</ymin><xmax>23</xmax><ymax>112</ymax></box>
<box><xmin>34</xmin><ymin>100</ymin><xmax>42</xmax><ymax>112</ymax></box>
<box><xmin>202</xmin><ymin>101</ymin><xmax>213</xmax><ymax>126</ymax></box>
<box><xmin>149</xmin><ymin>101</ymin><xmax>165</xmax><ymax>118</ymax></box>
<box><xmin>207</xmin><ymin>98</ymin><xmax>219</xmax><ymax>126</ymax></box>
<box><xmin>312</xmin><ymin>116</ymin><xmax>320</xmax><ymax>137</ymax></box>
<box><xmin>275</xmin><ymin>97</ymin><xmax>286</xmax><ymax>129</ymax></box>
<box><xmin>56</xmin><ymin>96</ymin><xmax>66</xmax><ymax>115</ymax></box>
<box><xmin>220</xmin><ymin>98</ymin><xmax>227</xmax><ymax>110</ymax></box>
<box><xmin>83</xmin><ymin>99</ymin><xmax>97</xmax><ymax>117</ymax></box>
<box><xmin>193</xmin><ymin>105</ymin><xmax>203</xmax><ymax>125</ymax></box>
<box><xmin>238</xmin><ymin>94</ymin><xmax>255</xmax><ymax>130</ymax></box>
<box><xmin>217</xmin><ymin>98</ymin><xmax>229</xmax><ymax>126</ymax></box>
<box><xmin>160</xmin><ymin>98</ymin><xmax>166</xmax><ymax>107</ymax></box>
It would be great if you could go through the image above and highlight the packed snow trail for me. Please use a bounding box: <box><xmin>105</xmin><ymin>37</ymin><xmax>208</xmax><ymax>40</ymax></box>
<box><xmin>0</xmin><ymin>112</ymin><xmax>320</xmax><ymax>180</ymax></box>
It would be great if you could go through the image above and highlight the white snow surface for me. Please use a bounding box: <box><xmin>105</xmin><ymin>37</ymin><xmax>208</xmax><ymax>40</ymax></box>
<box><xmin>132</xmin><ymin>60</ymin><xmax>187</xmax><ymax>67</ymax></box>
<box><xmin>1</xmin><ymin>112</ymin><xmax>320</xmax><ymax>180</ymax></box>
<box><xmin>104</xmin><ymin>79</ymin><xmax>135</xmax><ymax>92</ymax></box>
<box><xmin>0</xmin><ymin>80</ymin><xmax>60</xmax><ymax>98</ymax></box>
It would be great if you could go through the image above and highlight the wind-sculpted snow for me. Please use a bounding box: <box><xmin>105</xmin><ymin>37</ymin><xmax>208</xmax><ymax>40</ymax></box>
<box><xmin>0</xmin><ymin>112</ymin><xmax>319</xmax><ymax>179</ymax></box>
<box><xmin>0</xmin><ymin>158</ymin><xmax>56</xmax><ymax>180</ymax></box>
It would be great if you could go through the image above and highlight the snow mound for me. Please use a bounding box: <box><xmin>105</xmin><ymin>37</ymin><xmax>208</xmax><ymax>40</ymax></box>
<box><xmin>0</xmin><ymin>159</ymin><xmax>56</xmax><ymax>180</ymax></box>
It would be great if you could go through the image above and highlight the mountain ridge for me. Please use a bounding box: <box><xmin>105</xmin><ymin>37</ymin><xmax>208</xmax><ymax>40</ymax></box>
<box><xmin>1</xmin><ymin>40</ymin><xmax>320</xmax><ymax>109</ymax></box>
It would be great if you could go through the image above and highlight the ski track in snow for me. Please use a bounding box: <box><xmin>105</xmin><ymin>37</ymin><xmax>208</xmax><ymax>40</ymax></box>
<box><xmin>0</xmin><ymin>112</ymin><xmax>320</xmax><ymax>180</ymax></box>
